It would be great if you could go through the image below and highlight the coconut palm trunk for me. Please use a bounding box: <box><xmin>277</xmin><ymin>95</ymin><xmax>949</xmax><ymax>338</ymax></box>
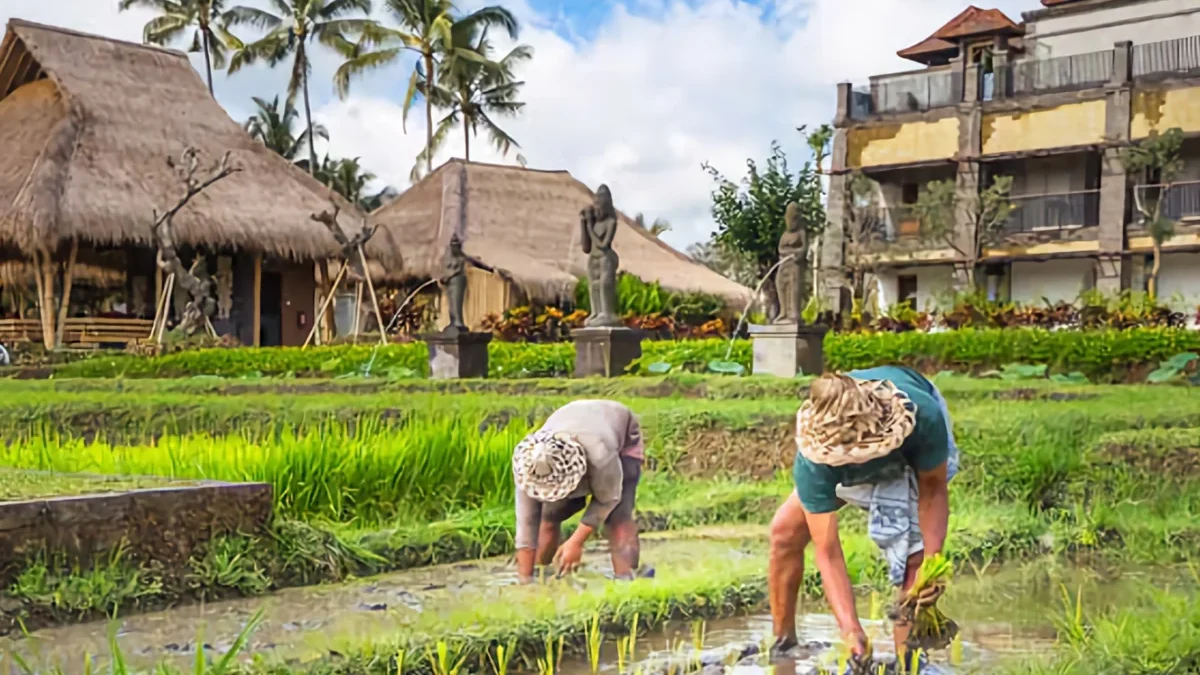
<box><xmin>424</xmin><ymin>51</ymin><xmax>435</xmax><ymax>173</ymax></box>
<box><xmin>201</xmin><ymin>26</ymin><xmax>214</xmax><ymax>94</ymax></box>
<box><xmin>463</xmin><ymin>114</ymin><xmax>470</xmax><ymax>160</ymax></box>
<box><xmin>298</xmin><ymin>44</ymin><xmax>318</xmax><ymax>175</ymax></box>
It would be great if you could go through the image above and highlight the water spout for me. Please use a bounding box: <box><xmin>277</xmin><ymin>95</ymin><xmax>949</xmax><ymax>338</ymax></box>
<box><xmin>362</xmin><ymin>278</ymin><xmax>440</xmax><ymax>377</ymax></box>
<box><xmin>724</xmin><ymin>254</ymin><xmax>796</xmax><ymax>361</ymax></box>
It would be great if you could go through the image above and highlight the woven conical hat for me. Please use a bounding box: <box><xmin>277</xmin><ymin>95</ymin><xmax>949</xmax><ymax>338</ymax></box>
<box><xmin>795</xmin><ymin>377</ymin><xmax>916</xmax><ymax>466</ymax></box>
<box><xmin>513</xmin><ymin>430</ymin><xmax>587</xmax><ymax>502</ymax></box>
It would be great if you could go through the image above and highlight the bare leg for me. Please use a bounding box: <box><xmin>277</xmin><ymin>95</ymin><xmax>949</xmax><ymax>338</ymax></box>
<box><xmin>607</xmin><ymin>518</ymin><xmax>640</xmax><ymax>578</ymax></box>
<box><xmin>893</xmin><ymin>551</ymin><xmax>924</xmax><ymax>663</ymax></box>
<box><xmin>769</xmin><ymin>493</ymin><xmax>812</xmax><ymax>649</ymax></box>
<box><xmin>536</xmin><ymin>520</ymin><xmax>562</xmax><ymax>566</ymax></box>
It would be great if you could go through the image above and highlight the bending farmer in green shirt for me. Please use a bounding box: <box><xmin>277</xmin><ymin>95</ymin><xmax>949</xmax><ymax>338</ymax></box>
<box><xmin>769</xmin><ymin>366</ymin><xmax>959</xmax><ymax>663</ymax></box>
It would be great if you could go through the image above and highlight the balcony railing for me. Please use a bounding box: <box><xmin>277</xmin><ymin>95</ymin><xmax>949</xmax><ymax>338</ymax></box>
<box><xmin>1134</xmin><ymin>181</ymin><xmax>1200</xmax><ymax>222</ymax></box>
<box><xmin>1011</xmin><ymin>49</ymin><xmax>1113</xmax><ymax>95</ymax></box>
<box><xmin>873</xmin><ymin>70</ymin><xmax>957</xmax><ymax>114</ymax></box>
<box><xmin>1005</xmin><ymin>189</ymin><xmax>1101</xmax><ymax>233</ymax></box>
<box><xmin>1134</xmin><ymin>35</ymin><xmax>1200</xmax><ymax>78</ymax></box>
<box><xmin>859</xmin><ymin>206</ymin><xmax>923</xmax><ymax>243</ymax></box>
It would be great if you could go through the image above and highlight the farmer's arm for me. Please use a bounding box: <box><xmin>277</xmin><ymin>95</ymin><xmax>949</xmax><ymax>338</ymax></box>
<box><xmin>912</xmin><ymin>403</ymin><xmax>952</xmax><ymax>558</ymax></box>
<box><xmin>574</xmin><ymin>453</ymin><xmax>623</xmax><ymax>543</ymax></box>
<box><xmin>807</xmin><ymin>509</ymin><xmax>864</xmax><ymax>640</ymax></box>
<box><xmin>794</xmin><ymin>458</ymin><xmax>863</xmax><ymax>641</ymax></box>
<box><xmin>514</xmin><ymin>489</ymin><xmax>542</xmax><ymax>581</ymax></box>
<box><xmin>916</xmin><ymin>462</ymin><xmax>949</xmax><ymax>558</ymax></box>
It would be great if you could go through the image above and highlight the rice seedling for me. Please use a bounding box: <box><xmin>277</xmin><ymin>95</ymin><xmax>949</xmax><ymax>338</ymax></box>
<box><xmin>896</xmin><ymin>554</ymin><xmax>958</xmax><ymax>652</ymax></box>
<box><xmin>486</xmin><ymin>640</ymin><xmax>513</xmax><ymax>675</ymax></box>
<box><xmin>585</xmin><ymin>612</ymin><xmax>603</xmax><ymax>673</ymax></box>
<box><xmin>426</xmin><ymin>640</ymin><xmax>468</xmax><ymax>675</ymax></box>
<box><xmin>536</xmin><ymin>635</ymin><xmax>565</xmax><ymax>675</ymax></box>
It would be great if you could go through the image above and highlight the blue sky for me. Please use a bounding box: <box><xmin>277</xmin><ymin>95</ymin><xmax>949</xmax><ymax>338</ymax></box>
<box><xmin>0</xmin><ymin>0</ymin><xmax>1040</xmax><ymax>249</ymax></box>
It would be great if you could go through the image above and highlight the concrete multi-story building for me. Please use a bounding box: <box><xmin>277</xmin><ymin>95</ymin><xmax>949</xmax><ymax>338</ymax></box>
<box><xmin>819</xmin><ymin>0</ymin><xmax>1200</xmax><ymax>313</ymax></box>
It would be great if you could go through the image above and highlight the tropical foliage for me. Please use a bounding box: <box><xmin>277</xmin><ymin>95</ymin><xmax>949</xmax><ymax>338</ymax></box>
<box><xmin>243</xmin><ymin>95</ymin><xmax>328</xmax><ymax>163</ymax></box>
<box><xmin>119</xmin><ymin>0</ymin><xmax>236</xmax><ymax>93</ymax></box>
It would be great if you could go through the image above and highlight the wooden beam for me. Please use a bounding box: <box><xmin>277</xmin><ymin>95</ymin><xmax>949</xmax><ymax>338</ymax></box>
<box><xmin>0</xmin><ymin>48</ymin><xmax>33</xmax><ymax>99</ymax></box>
<box><xmin>0</xmin><ymin>36</ymin><xmax>19</xmax><ymax>98</ymax></box>
<box><xmin>252</xmin><ymin>252</ymin><xmax>262</xmax><ymax>347</ymax></box>
<box><xmin>54</xmin><ymin>239</ymin><xmax>79</xmax><ymax>348</ymax></box>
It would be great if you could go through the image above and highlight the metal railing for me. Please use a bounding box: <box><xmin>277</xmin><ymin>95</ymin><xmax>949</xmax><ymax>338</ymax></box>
<box><xmin>1134</xmin><ymin>35</ymin><xmax>1200</xmax><ymax>78</ymax></box>
<box><xmin>873</xmin><ymin>69</ymin><xmax>957</xmax><ymax>114</ymax></box>
<box><xmin>1134</xmin><ymin>181</ymin><xmax>1200</xmax><ymax>222</ymax></box>
<box><xmin>1005</xmin><ymin>189</ymin><xmax>1101</xmax><ymax>233</ymax></box>
<box><xmin>1011</xmin><ymin>49</ymin><xmax>1113</xmax><ymax>95</ymax></box>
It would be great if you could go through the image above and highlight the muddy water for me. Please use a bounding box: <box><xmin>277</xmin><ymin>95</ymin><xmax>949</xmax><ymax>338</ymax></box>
<box><xmin>2</xmin><ymin>528</ymin><xmax>1190</xmax><ymax>674</ymax></box>
<box><xmin>0</xmin><ymin>531</ymin><xmax>765</xmax><ymax>673</ymax></box>
<box><xmin>555</xmin><ymin>561</ymin><xmax>1195</xmax><ymax>675</ymax></box>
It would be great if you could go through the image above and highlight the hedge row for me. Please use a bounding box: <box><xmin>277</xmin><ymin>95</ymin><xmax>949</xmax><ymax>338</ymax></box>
<box><xmin>48</xmin><ymin>327</ymin><xmax>1200</xmax><ymax>381</ymax></box>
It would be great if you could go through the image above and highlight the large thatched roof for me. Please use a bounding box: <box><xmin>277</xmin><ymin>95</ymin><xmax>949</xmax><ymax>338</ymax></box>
<box><xmin>368</xmin><ymin>160</ymin><xmax>752</xmax><ymax>305</ymax></box>
<box><xmin>0</xmin><ymin>20</ymin><xmax>380</xmax><ymax>265</ymax></box>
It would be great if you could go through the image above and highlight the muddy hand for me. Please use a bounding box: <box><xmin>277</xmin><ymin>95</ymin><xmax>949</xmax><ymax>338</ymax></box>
<box><xmin>553</xmin><ymin>540</ymin><xmax>584</xmax><ymax>576</ymax></box>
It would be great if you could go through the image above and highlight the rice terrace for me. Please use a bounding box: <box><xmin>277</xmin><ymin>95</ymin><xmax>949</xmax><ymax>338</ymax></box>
<box><xmin>4</xmin><ymin>0</ymin><xmax>1200</xmax><ymax>673</ymax></box>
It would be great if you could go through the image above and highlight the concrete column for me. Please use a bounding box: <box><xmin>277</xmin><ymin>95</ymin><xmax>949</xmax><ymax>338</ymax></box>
<box><xmin>1111</xmin><ymin>40</ymin><xmax>1132</xmax><ymax>86</ymax></box>
<box><xmin>953</xmin><ymin>162</ymin><xmax>981</xmax><ymax>290</ymax></box>
<box><xmin>993</xmin><ymin>51</ymin><xmax>1010</xmax><ymax>100</ymax></box>
<box><xmin>821</xmin><ymin>127</ymin><xmax>850</xmax><ymax>315</ymax></box>
<box><xmin>834</xmin><ymin>82</ymin><xmax>853</xmax><ymax>127</ymax></box>
<box><xmin>963</xmin><ymin>64</ymin><xmax>981</xmax><ymax>103</ymax></box>
<box><xmin>1098</xmin><ymin>55</ymin><xmax>1134</xmax><ymax>292</ymax></box>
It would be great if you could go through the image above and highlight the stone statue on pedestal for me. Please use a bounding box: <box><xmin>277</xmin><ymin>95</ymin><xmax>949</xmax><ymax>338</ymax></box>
<box><xmin>440</xmin><ymin>233</ymin><xmax>491</xmax><ymax>335</ymax></box>
<box><xmin>775</xmin><ymin>201</ymin><xmax>808</xmax><ymax>325</ymax></box>
<box><xmin>581</xmin><ymin>185</ymin><xmax>622</xmax><ymax>328</ymax></box>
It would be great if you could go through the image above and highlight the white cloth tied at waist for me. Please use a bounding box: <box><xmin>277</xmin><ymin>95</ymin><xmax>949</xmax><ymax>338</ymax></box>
<box><xmin>834</xmin><ymin>386</ymin><xmax>960</xmax><ymax>587</ymax></box>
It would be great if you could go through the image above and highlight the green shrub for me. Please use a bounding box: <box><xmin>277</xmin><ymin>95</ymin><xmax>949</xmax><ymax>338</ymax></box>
<box><xmin>53</xmin><ymin>328</ymin><xmax>1200</xmax><ymax>382</ymax></box>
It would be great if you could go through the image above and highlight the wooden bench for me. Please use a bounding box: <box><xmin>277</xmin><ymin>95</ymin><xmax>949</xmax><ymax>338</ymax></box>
<box><xmin>0</xmin><ymin>319</ymin><xmax>41</xmax><ymax>344</ymax></box>
<box><xmin>65</xmin><ymin>318</ymin><xmax>155</xmax><ymax>347</ymax></box>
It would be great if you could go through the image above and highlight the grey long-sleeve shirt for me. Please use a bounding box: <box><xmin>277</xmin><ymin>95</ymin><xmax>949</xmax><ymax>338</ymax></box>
<box><xmin>513</xmin><ymin>400</ymin><xmax>644</xmax><ymax>550</ymax></box>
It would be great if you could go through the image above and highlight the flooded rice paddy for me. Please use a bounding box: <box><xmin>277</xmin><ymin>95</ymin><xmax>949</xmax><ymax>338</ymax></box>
<box><xmin>2</xmin><ymin>528</ymin><xmax>1191</xmax><ymax>674</ymax></box>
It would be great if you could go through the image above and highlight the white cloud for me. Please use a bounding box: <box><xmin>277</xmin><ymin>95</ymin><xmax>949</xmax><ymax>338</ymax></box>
<box><xmin>0</xmin><ymin>0</ymin><xmax>1041</xmax><ymax>249</ymax></box>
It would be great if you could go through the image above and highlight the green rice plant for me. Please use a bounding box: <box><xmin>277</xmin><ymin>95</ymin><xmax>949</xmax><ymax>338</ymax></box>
<box><xmin>536</xmin><ymin>635</ymin><xmax>564</xmax><ymax>675</ymax></box>
<box><xmin>487</xmin><ymin>640</ymin><xmax>514</xmax><ymax>675</ymax></box>
<box><xmin>898</xmin><ymin>554</ymin><xmax>958</xmax><ymax>652</ymax></box>
<box><xmin>426</xmin><ymin>640</ymin><xmax>468</xmax><ymax>675</ymax></box>
<box><xmin>187</xmin><ymin>535</ymin><xmax>271</xmax><ymax>598</ymax></box>
<box><xmin>8</xmin><ymin>546</ymin><xmax>163</xmax><ymax>620</ymax></box>
<box><xmin>584</xmin><ymin>612</ymin><xmax>603</xmax><ymax>673</ymax></box>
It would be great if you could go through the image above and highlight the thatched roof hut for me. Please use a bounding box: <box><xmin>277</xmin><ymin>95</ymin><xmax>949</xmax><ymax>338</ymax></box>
<box><xmin>368</xmin><ymin>160</ymin><xmax>752</xmax><ymax>306</ymax></box>
<box><xmin>0</xmin><ymin>19</ymin><xmax>378</xmax><ymax>266</ymax></box>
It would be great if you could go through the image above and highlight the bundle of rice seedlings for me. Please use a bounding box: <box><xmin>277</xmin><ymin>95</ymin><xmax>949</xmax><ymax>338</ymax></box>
<box><xmin>893</xmin><ymin>554</ymin><xmax>959</xmax><ymax>652</ymax></box>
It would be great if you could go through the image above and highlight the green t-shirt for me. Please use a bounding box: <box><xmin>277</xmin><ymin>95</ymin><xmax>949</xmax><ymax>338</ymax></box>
<box><xmin>793</xmin><ymin>366</ymin><xmax>950</xmax><ymax>514</ymax></box>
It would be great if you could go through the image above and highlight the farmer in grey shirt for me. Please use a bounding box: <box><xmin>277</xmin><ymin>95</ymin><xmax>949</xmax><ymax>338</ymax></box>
<box><xmin>513</xmin><ymin>399</ymin><xmax>644</xmax><ymax>582</ymax></box>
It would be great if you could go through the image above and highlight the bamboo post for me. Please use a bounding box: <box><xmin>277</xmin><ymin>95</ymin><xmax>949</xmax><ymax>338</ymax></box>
<box><xmin>252</xmin><ymin>253</ymin><xmax>262</xmax><ymax>347</ymax></box>
<box><xmin>30</xmin><ymin>250</ymin><xmax>49</xmax><ymax>349</ymax></box>
<box><xmin>54</xmin><ymin>239</ymin><xmax>79</xmax><ymax>348</ymax></box>
<box><xmin>303</xmin><ymin>260</ymin><xmax>348</xmax><ymax>348</ymax></box>
<box><xmin>352</xmin><ymin>279</ymin><xmax>364</xmax><ymax>343</ymax></box>
<box><xmin>358</xmin><ymin>246</ymin><xmax>388</xmax><ymax>346</ymax></box>
<box><xmin>35</xmin><ymin>249</ymin><xmax>56</xmax><ymax>350</ymax></box>
<box><xmin>152</xmin><ymin>273</ymin><xmax>176</xmax><ymax>344</ymax></box>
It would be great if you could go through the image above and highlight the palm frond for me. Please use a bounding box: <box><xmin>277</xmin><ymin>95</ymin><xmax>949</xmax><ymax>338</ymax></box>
<box><xmin>221</xmin><ymin>5</ymin><xmax>283</xmax><ymax>30</ymax></box>
<box><xmin>120</xmin><ymin>0</ymin><xmax>185</xmax><ymax>12</ymax></box>
<box><xmin>142</xmin><ymin>14</ymin><xmax>191</xmax><ymax>45</ymax></box>
<box><xmin>321</xmin><ymin>0</ymin><xmax>372</xmax><ymax>18</ymax></box>
<box><xmin>458</xmin><ymin>5</ymin><xmax>518</xmax><ymax>40</ymax></box>
<box><xmin>480</xmin><ymin>113</ymin><xmax>520</xmax><ymax>155</ymax></box>
<box><xmin>411</xmin><ymin>115</ymin><xmax>454</xmax><ymax>182</ymax></box>
<box><xmin>333</xmin><ymin>47</ymin><xmax>401</xmax><ymax>98</ymax></box>
<box><xmin>400</xmin><ymin>67</ymin><xmax>419</xmax><ymax>133</ymax></box>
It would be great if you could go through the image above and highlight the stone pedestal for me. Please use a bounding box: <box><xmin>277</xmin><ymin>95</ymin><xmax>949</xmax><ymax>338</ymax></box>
<box><xmin>425</xmin><ymin>330</ymin><xmax>492</xmax><ymax>379</ymax></box>
<box><xmin>573</xmin><ymin>327</ymin><xmax>644</xmax><ymax>378</ymax></box>
<box><xmin>748</xmin><ymin>323</ymin><xmax>828</xmax><ymax>378</ymax></box>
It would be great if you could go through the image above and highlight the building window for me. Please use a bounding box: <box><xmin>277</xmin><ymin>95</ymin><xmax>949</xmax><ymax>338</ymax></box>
<box><xmin>984</xmin><ymin>264</ymin><xmax>1007</xmax><ymax>302</ymax></box>
<box><xmin>898</xmin><ymin>275</ymin><xmax>918</xmax><ymax>305</ymax></box>
<box><xmin>901</xmin><ymin>183</ymin><xmax>919</xmax><ymax>205</ymax></box>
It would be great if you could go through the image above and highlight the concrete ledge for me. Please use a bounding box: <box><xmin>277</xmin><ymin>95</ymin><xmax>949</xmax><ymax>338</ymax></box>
<box><xmin>0</xmin><ymin>477</ymin><xmax>273</xmax><ymax>581</ymax></box>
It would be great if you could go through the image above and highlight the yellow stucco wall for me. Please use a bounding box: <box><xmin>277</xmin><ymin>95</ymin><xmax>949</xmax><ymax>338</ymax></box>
<box><xmin>847</xmin><ymin>118</ymin><xmax>960</xmax><ymax>169</ymax></box>
<box><xmin>982</xmin><ymin>101</ymin><xmax>1107</xmax><ymax>156</ymax></box>
<box><xmin>1131</xmin><ymin>87</ymin><xmax>1200</xmax><ymax>139</ymax></box>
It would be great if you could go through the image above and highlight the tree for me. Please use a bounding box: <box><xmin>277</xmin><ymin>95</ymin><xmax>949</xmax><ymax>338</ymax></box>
<box><xmin>316</xmin><ymin>155</ymin><xmax>377</xmax><ymax>208</ymax></box>
<box><xmin>635</xmin><ymin>213</ymin><xmax>672</xmax><ymax>238</ymax></box>
<box><xmin>702</xmin><ymin>136</ymin><xmax>826</xmax><ymax>317</ymax></box>
<box><xmin>1122</xmin><ymin>127</ymin><xmax>1185</xmax><ymax>299</ymax></box>
<box><xmin>911</xmin><ymin>174</ymin><xmax>1015</xmax><ymax>290</ymax></box>
<box><xmin>224</xmin><ymin>0</ymin><xmax>373</xmax><ymax>174</ymax></box>
<box><xmin>244</xmin><ymin>95</ymin><xmax>329</xmax><ymax>163</ymax></box>
<box><xmin>119</xmin><ymin>0</ymin><xmax>236</xmax><ymax>95</ymax></box>
<box><xmin>412</xmin><ymin>26</ymin><xmax>531</xmax><ymax>173</ymax></box>
<box><xmin>685</xmin><ymin>238</ymin><xmax>757</xmax><ymax>287</ymax></box>
<box><xmin>332</xmin><ymin>0</ymin><xmax>518</xmax><ymax>180</ymax></box>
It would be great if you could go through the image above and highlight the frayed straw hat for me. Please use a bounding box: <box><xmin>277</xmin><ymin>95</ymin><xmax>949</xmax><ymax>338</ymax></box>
<box><xmin>513</xmin><ymin>430</ymin><xmax>588</xmax><ymax>502</ymax></box>
<box><xmin>795</xmin><ymin>373</ymin><xmax>917</xmax><ymax>466</ymax></box>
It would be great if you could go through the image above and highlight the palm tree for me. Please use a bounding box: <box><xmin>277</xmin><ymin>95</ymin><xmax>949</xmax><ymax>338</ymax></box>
<box><xmin>224</xmin><ymin>0</ymin><xmax>373</xmax><ymax>174</ymax></box>
<box><xmin>118</xmin><ymin>0</ymin><xmax>235</xmax><ymax>94</ymax></box>
<box><xmin>412</xmin><ymin>26</ymin><xmax>530</xmax><ymax>172</ymax></box>
<box><xmin>244</xmin><ymin>95</ymin><xmax>329</xmax><ymax>163</ymax></box>
<box><xmin>316</xmin><ymin>155</ymin><xmax>377</xmax><ymax>207</ymax></box>
<box><xmin>333</xmin><ymin>0</ymin><xmax>518</xmax><ymax>179</ymax></box>
<box><xmin>635</xmin><ymin>213</ymin><xmax>672</xmax><ymax>238</ymax></box>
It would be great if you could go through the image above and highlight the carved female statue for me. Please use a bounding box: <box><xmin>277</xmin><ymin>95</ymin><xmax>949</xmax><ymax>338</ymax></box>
<box><xmin>440</xmin><ymin>233</ymin><xmax>491</xmax><ymax>334</ymax></box>
<box><xmin>775</xmin><ymin>201</ymin><xmax>808</xmax><ymax>324</ymax></box>
<box><xmin>580</xmin><ymin>185</ymin><xmax>622</xmax><ymax>328</ymax></box>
